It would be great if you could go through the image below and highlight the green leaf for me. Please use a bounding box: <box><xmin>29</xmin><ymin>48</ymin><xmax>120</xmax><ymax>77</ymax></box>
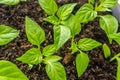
<box><xmin>78</xmin><ymin>38</ymin><xmax>101</xmax><ymax>51</ymax></box>
<box><xmin>96</xmin><ymin>0</ymin><xmax>117</xmax><ymax>11</ymax></box>
<box><xmin>43</xmin><ymin>16</ymin><xmax>59</xmax><ymax>25</ymax></box>
<box><xmin>76</xmin><ymin>4</ymin><xmax>97</xmax><ymax>23</ymax></box>
<box><xmin>43</xmin><ymin>44</ymin><xmax>57</xmax><ymax>56</ymax></box>
<box><xmin>38</xmin><ymin>0</ymin><xmax>58</xmax><ymax>15</ymax></box>
<box><xmin>63</xmin><ymin>14</ymin><xmax>81</xmax><ymax>37</ymax></box>
<box><xmin>0</xmin><ymin>0</ymin><xmax>20</xmax><ymax>5</ymax></box>
<box><xmin>44</xmin><ymin>55</ymin><xmax>62</xmax><ymax>64</ymax></box>
<box><xmin>108</xmin><ymin>33</ymin><xmax>120</xmax><ymax>45</ymax></box>
<box><xmin>102</xmin><ymin>43</ymin><xmax>111</xmax><ymax>58</ymax></box>
<box><xmin>117</xmin><ymin>58</ymin><xmax>120</xmax><ymax>80</ymax></box>
<box><xmin>25</xmin><ymin>16</ymin><xmax>45</xmax><ymax>46</ymax></box>
<box><xmin>100</xmin><ymin>15</ymin><xmax>118</xmax><ymax>43</ymax></box>
<box><xmin>76</xmin><ymin>52</ymin><xmax>89</xmax><ymax>77</ymax></box>
<box><xmin>16</xmin><ymin>48</ymin><xmax>42</xmax><ymax>65</ymax></box>
<box><xmin>57</xmin><ymin>3</ymin><xmax>77</xmax><ymax>20</ymax></box>
<box><xmin>88</xmin><ymin>0</ymin><xmax>95</xmax><ymax>4</ymax></box>
<box><xmin>0</xmin><ymin>25</ymin><xmax>19</xmax><ymax>46</ymax></box>
<box><xmin>46</xmin><ymin>62</ymin><xmax>66</xmax><ymax>80</ymax></box>
<box><xmin>71</xmin><ymin>40</ymin><xmax>78</xmax><ymax>54</ymax></box>
<box><xmin>54</xmin><ymin>25</ymin><xmax>71</xmax><ymax>49</ymax></box>
<box><xmin>0</xmin><ymin>60</ymin><xmax>28</xmax><ymax>80</ymax></box>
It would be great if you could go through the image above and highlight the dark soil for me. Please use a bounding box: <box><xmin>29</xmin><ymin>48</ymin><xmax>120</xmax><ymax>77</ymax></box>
<box><xmin>0</xmin><ymin>0</ymin><xmax>120</xmax><ymax>80</ymax></box>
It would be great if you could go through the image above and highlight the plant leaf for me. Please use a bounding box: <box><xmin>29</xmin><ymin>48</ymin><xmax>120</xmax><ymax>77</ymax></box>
<box><xmin>117</xmin><ymin>58</ymin><xmax>120</xmax><ymax>80</ymax></box>
<box><xmin>0</xmin><ymin>60</ymin><xmax>28</xmax><ymax>80</ymax></box>
<box><xmin>54</xmin><ymin>25</ymin><xmax>71</xmax><ymax>49</ymax></box>
<box><xmin>78</xmin><ymin>38</ymin><xmax>101</xmax><ymax>51</ymax></box>
<box><xmin>16</xmin><ymin>48</ymin><xmax>42</xmax><ymax>65</ymax></box>
<box><xmin>88</xmin><ymin>0</ymin><xmax>95</xmax><ymax>4</ymax></box>
<box><xmin>43</xmin><ymin>44</ymin><xmax>57</xmax><ymax>56</ymax></box>
<box><xmin>71</xmin><ymin>40</ymin><xmax>78</xmax><ymax>54</ymax></box>
<box><xmin>43</xmin><ymin>16</ymin><xmax>59</xmax><ymax>25</ymax></box>
<box><xmin>108</xmin><ymin>33</ymin><xmax>120</xmax><ymax>45</ymax></box>
<box><xmin>76</xmin><ymin>52</ymin><xmax>89</xmax><ymax>77</ymax></box>
<box><xmin>57</xmin><ymin>3</ymin><xmax>77</xmax><ymax>20</ymax></box>
<box><xmin>0</xmin><ymin>25</ymin><xmax>19</xmax><ymax>46</ymax></box>
<box><xmin>102</xmin><ymin>43</ymin><xmax>111</xmax><ymax>58</ymax></box>
<box><xmin>38</xmin><ymin>0</ymin><xmax>58</xmax><ymax>15</ymax></box>
<box><xmin>63</xmin><ymin>14</ymin><xmax>81</xmax><ymax>37</ymax></box>
<box><xmin>76</xmin><ymin>4</ymin><xmax>97</xmax><ymax>23</ymax></box>
<box><xmin>25</xmin><ymin>16</ymin><xmax>45</xmax><ymax>46</ymax></box>
<box><xmin>96</xmin><ymin>0</ymin><xmax>117</xmax><ymax>11</ymax></box>
<box><xmin>0</xmin><ymin>0</ymin><xmax>20</xmax><ymax>5</ymax></box>
<box><xmin>46</xmin><ymin>62</ymin><xmax>66</xmax><ymax>80</ymax></box>
<box><xmin>44</xmin><ymin>55</ymin><xmax>62</xmax><ymax>64</ymax></box>
<box><xmin>100</xmin><ymin>15</ymin><xmax>118</xmax><ymax>43</ymax></box>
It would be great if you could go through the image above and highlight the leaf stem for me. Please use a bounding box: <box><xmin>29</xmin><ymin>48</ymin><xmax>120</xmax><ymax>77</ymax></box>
<box><xmin>110</xmin><ymin>53</ymin><xmax>120</xmax><ymax>62</ymax></box>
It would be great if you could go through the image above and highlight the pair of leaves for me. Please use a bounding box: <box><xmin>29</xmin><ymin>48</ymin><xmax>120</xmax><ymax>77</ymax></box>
<box><xmin>0</xmin><ymin>60</ymin><xmax>28</xmax><ymax>80</ymax></box>
<box><xmin>99</xmin><ymin>15</ymin><xmax>119</xmax><ymax>44</ymax></box>
<box><xmin>72</xmin><ymin>38</ymin><xmax>101</xmax><ymax>77</ymax></box>
<box><xmin>76</xmin><ymin>4</ymin><xmax>97</xmax><ymax>23</ymax></box>
<box><xmin>0</xmin><ymin>25</ymin><xmax>19</xmax><ymax>46</ymax></box>
<box><xmin>44</xmin><ymin>3</ymin><xmax>77</xmax><ymax>24</ymax></box>
<box><xmin>17</xmin><ymin>45</ymin><xmax>65</xmax><ymax>80</ymax></box>
<box><xmin>39</xmin><ymin>0</ymin><xmax>77</xmax><ymax>20</ymax></box>
<box><xmin>96</xmin><ymin>0</ymin><xmax>118</xmax><ymax>11</ymax></box>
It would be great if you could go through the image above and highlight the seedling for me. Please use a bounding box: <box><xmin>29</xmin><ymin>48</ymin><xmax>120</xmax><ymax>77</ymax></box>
<box><xmin>110</xmin><ymin>53</ymin><xmax>120</xmax><ymax>80</ymax></box>
<box><xmin>38</xmin><ymin>0</ymin><xmax>81</xmax><ymax>49</ymax></box>
<box><xmin>76</xmin><ymin>0</ymin><xmax>120</xmax><ymax>45</ymax></box>
<box><xmin>16</xmin><ymin>16</ymin><xmax>66</xmax><ymax>80</ymax></box>
<box><xmin>72</xmin><ymin>38</ymin><xmax>102</xmax><ymax>77</ymax></box>
<box><xmin>0</xmin><ymin>0</ymin><xmax>27</xmax><ymax>5</ymax></box>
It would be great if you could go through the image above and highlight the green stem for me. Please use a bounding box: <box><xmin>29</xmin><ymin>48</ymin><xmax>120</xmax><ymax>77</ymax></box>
<box><xmin>110</xmin><ymin>53</ymin><xmax>120</xmax><ymax>62</ymax></box>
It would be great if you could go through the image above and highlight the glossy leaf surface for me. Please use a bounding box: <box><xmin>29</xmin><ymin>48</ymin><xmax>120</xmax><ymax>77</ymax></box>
<box><xmin>0</xmin><ymin>25</ymin><xmax>19</xmax><ymax>46</ymax></box>
<box><xmin>17</xmin><ymin>48</ymin><xmax>42</xmax><ymax>65</ymax></box>
<box><xmin>0</xmin><ymin>60</ymin><xmax>28</xmax><ymax>80</ymax></box>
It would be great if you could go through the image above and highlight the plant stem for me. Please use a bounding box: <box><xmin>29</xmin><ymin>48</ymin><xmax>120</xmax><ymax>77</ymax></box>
<box><xmin>110</xmin><ymin>53</ymin><xmax>120</xmax><ymax>62</ymax></box>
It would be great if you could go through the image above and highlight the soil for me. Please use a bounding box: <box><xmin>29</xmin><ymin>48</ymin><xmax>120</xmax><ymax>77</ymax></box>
<box><xmin>0</xmin><ymin>0</ymin><xmax>120</xmax><ymax>80</ymax></box>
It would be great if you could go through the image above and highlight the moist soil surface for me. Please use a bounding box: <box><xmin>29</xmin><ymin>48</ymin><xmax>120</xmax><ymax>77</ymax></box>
<box><xmin>0</xmin><ymin>0</ymin><xmax>120</xmax><ymax>80</ymax></box>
